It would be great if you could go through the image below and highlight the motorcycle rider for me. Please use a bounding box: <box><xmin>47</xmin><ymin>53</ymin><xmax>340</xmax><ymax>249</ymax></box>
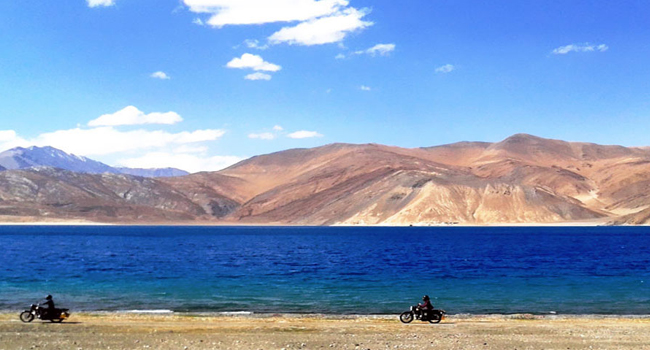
<box><xmin>418</xmin><ymin>295</ymin><xmax>433</xmax><ymax>318</ymax></box>
<box><xmin>41</xmin><ymin>295</ymin><xmax>55</xmax><ymax>318</ymax></box>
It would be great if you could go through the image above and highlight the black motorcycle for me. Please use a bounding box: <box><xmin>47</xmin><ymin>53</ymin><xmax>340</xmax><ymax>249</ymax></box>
<box><xmin>399</xmin><ymin>305</ymin><xmax>445</xmax><ymax>324</ymax></box>
<box><xmin>20</xmin><ymin>304</ymin><xmax>70</xmax><ymax>323</ymax></box>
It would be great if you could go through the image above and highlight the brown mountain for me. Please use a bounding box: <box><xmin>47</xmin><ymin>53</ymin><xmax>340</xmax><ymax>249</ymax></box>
<box><xmin>0</xmin><ymin>167</ymin><xmax>206</xmax><ymax>223</ymax></box>
<box><xmin>2</xmin><ymin>134</ymin><xmax>650</xmax><ymax>225</ymax></box>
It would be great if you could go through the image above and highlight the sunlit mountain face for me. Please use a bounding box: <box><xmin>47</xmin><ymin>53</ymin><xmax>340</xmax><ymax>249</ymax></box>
<box><xmin>1</xmin><ymin>135</ymin><xmax>650</xmax><ymax>225</ymax></box>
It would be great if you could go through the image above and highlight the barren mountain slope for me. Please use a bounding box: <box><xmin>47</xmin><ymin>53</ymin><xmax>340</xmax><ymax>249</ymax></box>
<box><xmin>416</xmin><ymin>134</ymin><xmax>650</xmax><ymax>220</ymax></box>
<box><xmin>223</xmin><ymin>144</ymin><xmax>465</xmax><ymax>223</ymax></box>
<box><xmin>217</xmin><ymin>140</ymin><xmax>606</xmax><ymax>225</ymax></box>
<box><xmin>218</xmin><ymin>144</ymin><xmax>396</xmax><ymax>198</ymax></box>
<box><xmin>0</xmin><ymin>168</ymin><xmax>206</xmax><ymax>222</ymax></box>
<box><xmin>1</xmin><ymin>134</ymin><xmax>650</xmax><ymax>225</ymax></box>
<box><xmin>160</xmin><ymin>172</ymin><xmax>250</xmax><ymax>218</ymax></box>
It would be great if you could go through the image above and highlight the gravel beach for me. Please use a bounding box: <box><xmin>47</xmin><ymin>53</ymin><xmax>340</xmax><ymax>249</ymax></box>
<box><xmin>1</xmin><ymin>313</ymin><xmax>649</xmax><ymax>349</ymax></box>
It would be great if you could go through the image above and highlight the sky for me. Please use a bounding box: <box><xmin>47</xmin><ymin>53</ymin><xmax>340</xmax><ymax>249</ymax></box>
<box><xmin>1</xmin><ymin>0</ymin><xmax>649</xmax><ymax>173</ymax></box>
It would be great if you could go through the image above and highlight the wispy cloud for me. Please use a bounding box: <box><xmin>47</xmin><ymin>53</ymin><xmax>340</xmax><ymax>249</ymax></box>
<box><xmin>26</xmin><ymin>127</ymin><xmax>225</xmax><ymax>157</ymax></box>
<box><xmin>118</xmin><ymin>152</ymin><xmax>242</xmax><ymax>173</ymax></box>
<box><xmin>244</xmin><ymin>72</ymin><xmax>272</xmax><ymax>81</ymax></box>
<box><xmin>248</xmin><ymin>132</ymin><xmax>275</xmax><ymax>140</ymax></box>
<box><xmin>435</xmin><ymin>64</ymin><xmax>455</xmax><ymax>74</ymax></box>
<box><xmin>185</xmin><ymin>1</ymin><xmax>372</xmax><ymax>46</ymax></box>
<box><xmin>552</xmin><ymin>43</ymin><xmax>609</xmax><ymax>55</ymax></box>
<box><xmin>184</xmin><ymin>0</ymin><xmax>347</xmax><ymax>27</ymax></box>
<box><xmin>355</xmin><ymin>43</ymin><xmax>395</xmax><ymax>56</ymax></box>
<box><xmin>268</xmin><ymin>8</ymin><xmax>372</xmax><ymax>46</ymax></box>
<box><xmin>360</xmin><ymin>85</ymin><xmax>371</xmax><ymax>91</ymax></box>
<box><xmin>88</xmin><ymin>106</ymin><xmax>182</xmax><ymax>127</ymax></box>
<box><xmin>226</xmin><ymin>53</ymin><xmax>281</xmax><ymax>72</ymax></box>
<box><xmin>150</xmin><ymin>71</ymin><xmax>171</xmax><ymax>80</ymax></box>
<box><xmin>87</xmin><ymin>0</ymin><xmax>114</xmax><ymax>8</ymax></box>
<box><xmin>192</xmin><ymin>18</ymin><xmax>205</xmax><ymax>26</ymax></box>
<box><xmin>244</xmin><ymin>39</ymin><xmax>269</xmax><ymax>50</ymax></box>
<box><xmin>273</xmin><ymin>125</ymin><xmax>284</xmax><ymax>131</ymax></box>
<box><xmin>287</xmin><ymin>130</ymin><xmax>323</xmax><ymax>139</ymax></box>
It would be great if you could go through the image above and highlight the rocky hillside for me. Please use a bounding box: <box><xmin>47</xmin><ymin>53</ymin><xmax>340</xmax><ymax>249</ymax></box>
<box><xmin>2</xmin><ymin>134</ymin><xmax>650</xmax><ymax>225</ymax></box>
<box><xmin>0</xmin><ymin>167</ymin><xmax>204</xmax><ymax>222</ymax></box>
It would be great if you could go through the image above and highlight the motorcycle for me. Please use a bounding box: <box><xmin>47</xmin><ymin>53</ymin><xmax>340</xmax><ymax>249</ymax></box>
<box><xmin>399</xmin><ymin>305</ymin><xmax>445</xmax><ymax>324</ymax></box>
<box><xmin>20</xmin><ymin>304</ymin><xmax>70</xmax><ymax>323</ymax></box>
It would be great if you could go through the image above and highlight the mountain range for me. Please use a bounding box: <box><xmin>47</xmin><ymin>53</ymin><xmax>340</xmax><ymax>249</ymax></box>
<box><xmin>0</xmin><ymin>146</ymin><xmax>188</xmax><ymax>178</ymax></box>
<box><xmin>1</xmin><ymin>134</ymin><xmax>649</xmax><ymax>225</ymax></box>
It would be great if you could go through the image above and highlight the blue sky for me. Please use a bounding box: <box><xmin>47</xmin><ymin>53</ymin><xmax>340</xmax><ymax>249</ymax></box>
<box><xmin>1</xmin><ymin>0</ymin><xmax>649</xmax><ymax>172</ymax></box>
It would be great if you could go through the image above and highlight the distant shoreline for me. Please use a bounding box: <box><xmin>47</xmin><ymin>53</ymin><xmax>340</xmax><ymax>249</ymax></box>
<box><xmin>3</xmin><ymin>311</ymin><xmax>650</xmax><ymax>318</ymax></box>
<box><xmin>0</xmin><ymin>309</ymin><xmax>650</xmax><ymax>320</ymax></box>
<box><xmin>0</xmin><ymin>219</ymin><xmax>628</xmax><ymax>227</ymax></box>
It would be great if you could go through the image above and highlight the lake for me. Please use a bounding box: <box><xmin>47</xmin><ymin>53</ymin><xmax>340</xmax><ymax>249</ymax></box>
<box><xmin>1</xmin><ymin>225</ymin><xmax>649</xmax><ymax>314</ymax></box>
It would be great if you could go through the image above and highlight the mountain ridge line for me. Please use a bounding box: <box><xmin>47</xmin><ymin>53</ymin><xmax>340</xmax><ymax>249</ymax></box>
<box><xmin>1</xmin><ymin>133</ymin><xmax>650</xmax><ymax>225</ymax></box>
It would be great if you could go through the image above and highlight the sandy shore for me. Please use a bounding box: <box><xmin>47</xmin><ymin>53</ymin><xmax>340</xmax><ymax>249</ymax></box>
<box><xmin>2</xmin><ymin>313</ymin><xmax>650</xmax><ymax>349</ymax></box>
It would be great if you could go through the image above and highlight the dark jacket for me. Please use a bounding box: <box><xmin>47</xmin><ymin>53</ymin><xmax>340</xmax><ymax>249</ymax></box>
<box><xmin>43</xmin><ymin>299</ymin><xmax>55</xmax><ymax>309</ymax></box>
<box><xmin>419</xmin><ymin>300</ymin><xmax>433</xmax><ymax>310</ymax></box>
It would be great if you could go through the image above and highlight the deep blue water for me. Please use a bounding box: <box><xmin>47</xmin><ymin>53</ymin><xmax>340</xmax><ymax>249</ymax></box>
<box><xmin>1</xmin><ymin>226</ymin><xmax>649</xmax><ymax>314</ymax></box>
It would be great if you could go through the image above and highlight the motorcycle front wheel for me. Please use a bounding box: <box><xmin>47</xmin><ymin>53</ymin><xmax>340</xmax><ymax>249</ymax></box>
<box><xmin>399</xmin><ymin>311</ymin><xmax>414</xmax><ymax>323</ymax></box>
<box><xmin>428</xmin><ymin>313</ymin><xmax>442</xmax><ymax>324</ymax></box>
<box><xmin>19</xmin><ymin>311</ymin><xmax>34</xmax><ymax>323</ymax></box>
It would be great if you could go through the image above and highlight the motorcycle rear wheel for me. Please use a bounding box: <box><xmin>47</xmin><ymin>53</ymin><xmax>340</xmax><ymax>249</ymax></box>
<box><xmin>19</xmin><ymin>311</ymin><xmax>34</xmax><ymax>323</ymax></box>
<box><xmin>399</xmin><ymin>311</ymin><xmax>414</xmax><ymax>323</ymax></box>
<box><xmin>50</xmin><ymin>318</ymin><xmax>64</xmax><ymax>323</ymax></box>
<box><xmin>428</xmin><ymin>313</ymin><xmax>442</xmax><ymax>324</ymax></box>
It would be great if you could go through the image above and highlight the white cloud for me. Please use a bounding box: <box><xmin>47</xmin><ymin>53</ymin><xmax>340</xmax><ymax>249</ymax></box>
<box><xmin>435</xmin><ymin>64</ymin><xmax>455</xmax><ymax>73</ymax></box>
<box><xmin>0</xmin><ymin>130</ymin><xmax>18</xmax><ymax>142</ymax></box>
<box><xmin>245</xmin><ymin>72</ymin><xmax>272</xmax><ymax>81</ymax></box>
<box><xmin>186</xmin><ymin>1</ymin><xmax>374</xmax><ymax>47</ymax></box>
<box><xmin>360</xmin><ymin>85</ymin><xmax>371</xmax><ymax>91</ymax></box>
<box><xmin>226</xmin><ymin>53</ymin><xmax>281</xmax><ymax>72</ymax></box>
<box><xmin>88</xmin><ymin>106</ymin><xmax>183</xmax><ymax>127</ymax></box>
<box><xmin>248</xmin><ymin>132</ymin><xmax>275</xmax><ymax>140</ymax></box>
<box><xmin>32</xmin><ymin>127</ymin><xmax>225</xmax><ymax>156</ymax></box>
<box><xmin>552</xmin><ymin>43</ymin><xmax>609</xmax><ymax>55</ymax></box>
<box><xmin>287</xmin><ymin>130</ymin><xmax>323</xmax><ymax>139</ymax></box>
<box><xmin>118</xmin><ymin>152</ymin><xmax>244</xmax><ymax>173</ymax></box>
<box><xmin>174</xmin><ymin>129</ymin><xmax>226</xmax><ymax>143</ymax></box>
<box><xmin>150</xmin><ymin>71</ymin><xmax>171</xmax><ymax>80</ymax></box>
<box><xmin>268</xmin><ymin>7</ymin><xmax>371</xmax><ymax>46</ymax></box>
<box><xmin>184</xmin><ymin>0</ymin><xmax>348</xmax><ymax>27</ymax></box>
<box><xmin>192</xmin><ymin>18</ymin><xmax>205</xmax><ymax>26</ymax></box>
<box><xmin>173</xmin><ymin>145</ymin><xmax>209</xmax><ymax>154</ymax></box>
<box><xmin>87</xmin><ymin>0</ymin><xmax>114</xmax><ymax>7</ymax></box>
<box><xmin>273</xmin><ymin>125</ymin><xmax>284</xmax><ymax>131</ymax></box>
<box><xmin>244</xmin><ymin>39</ymin><xmax>269</xmax><ymax>50</ymax></box>
<box><xmin>356</xmin><ymin>43</ymin><xmax>395</xmax><ymax>56</ymax></box>
<box><xmin>335</xmin><ymin>53</ymin><xmax>346</xmax><ymax>59</ymax></box>
<box><xmin>0</xmin><ymin>130</ymin><xmax>29</xmax><ymax>153</ymax></box>
<box><xmin>0</xmin><ymin>117</ymin><xmax>233</xmax><ymax>172</ymax></box>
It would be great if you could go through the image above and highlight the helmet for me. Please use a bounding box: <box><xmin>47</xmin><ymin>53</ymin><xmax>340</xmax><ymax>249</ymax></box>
<box><xmin>45</xmin><ymin>295</ymin><xmax>52</xmax><ymax>300</ymax></box>
<box><xmin>422</xmin><ymin>295</ymin><xmax>430</xmax><ymax>301</ymax></box>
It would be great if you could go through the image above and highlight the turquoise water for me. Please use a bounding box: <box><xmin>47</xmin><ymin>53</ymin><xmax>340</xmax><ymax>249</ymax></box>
<box><xmin>1</xmin><ymin>226</ymin><xmax>649</xmax><ymax>314</ymax></box>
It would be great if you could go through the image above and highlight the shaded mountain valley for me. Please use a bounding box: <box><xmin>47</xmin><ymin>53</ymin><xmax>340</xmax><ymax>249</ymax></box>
<box><xmin>2</xmin><ymin>134</ymin><xmax>650</xmax><ymax>225</ymax></box>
